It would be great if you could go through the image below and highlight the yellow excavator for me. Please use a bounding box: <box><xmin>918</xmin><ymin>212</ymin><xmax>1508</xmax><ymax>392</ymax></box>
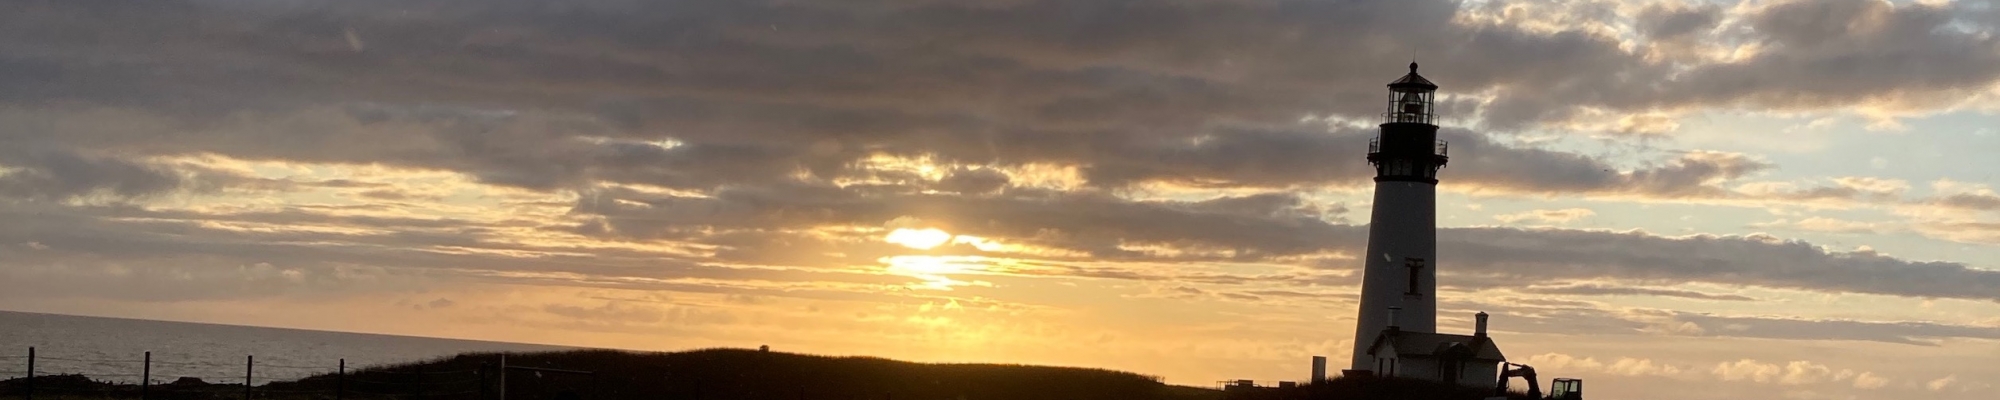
<box><xmin>1494</xmin><ymin>362</ymin><xmax>1582</xmax><ymax>400</ymax></box>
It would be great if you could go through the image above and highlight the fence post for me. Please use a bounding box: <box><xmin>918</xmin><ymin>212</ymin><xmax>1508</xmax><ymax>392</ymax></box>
<box><xmin>24</xmin><ymin>347</ymin><xmax>32</xmax><ymax>400</ymax></box>
<box><xmin>416</xmin><ymin>362</ymin><xmax>425</xmax><ymax>400</ymax></box>
<box><xmin>498</xmin><ymin>354</ymin><xmax>507</xmax><ymax>400</ymax></box>
<box><xmin>478</xmin><ymin>363</ymin><xmax>489</xmax><ymax>400</ymax></box>
<box><xmin>245</xmin><ymin>355</ymin><xmax>253</xmax><ymax>400</ymax></box>
<box><xmin>337</xmin><ymin>359</ymin><xmax>345</xmax><ymax>400</ymax></box>
<box><xmin>143</xmin><ymin>351</ymin><xmax>151</xmax><ymax>400</ymax></box>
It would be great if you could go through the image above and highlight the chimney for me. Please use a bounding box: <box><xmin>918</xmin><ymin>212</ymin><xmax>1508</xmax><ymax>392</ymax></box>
<box><xmin>1386</xmin><ymin>306</ymin><xmax>1402</xmax><ymax>332</ymax></box>
<box><xmin>1475</xmin><ymin>311</ymin><xmax>1490</xmax><ymax>337</ymax></box>
<box><xmin>1311</xmin><ymin>356</ymin><xmax>1327</xmax><ymax>384</ymax></box>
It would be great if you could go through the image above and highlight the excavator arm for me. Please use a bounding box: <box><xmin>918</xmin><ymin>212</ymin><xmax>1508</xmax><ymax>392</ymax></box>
<box><xmin>1496</xmin><ymin>362</ymin><xmax>1541</xmax><ymax>399</ymax></box>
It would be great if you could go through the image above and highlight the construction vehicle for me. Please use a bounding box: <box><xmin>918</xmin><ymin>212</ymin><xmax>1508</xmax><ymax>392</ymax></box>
<box><xmin>1549</xmin><ymin>378</ymin><xmax>1582</xmax><ymax>400</ymax></box>
<box><xmin>1492</xmin><ymin>362</ymin><xmax>1583</xmax><ymax>400</ymax></box>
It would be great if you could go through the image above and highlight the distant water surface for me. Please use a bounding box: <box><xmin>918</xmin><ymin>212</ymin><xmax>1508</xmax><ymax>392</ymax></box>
<box><xmin>0</xmin><ymin>311</ymin><xmax>571</xmax><ymax>384</ymax></box>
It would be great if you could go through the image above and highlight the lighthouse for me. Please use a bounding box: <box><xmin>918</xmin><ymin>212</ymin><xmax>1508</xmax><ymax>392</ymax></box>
<box><xmin>1348</xmin><ymin>63</ymin><xmax>1449</xmax><ymax>371</ymax></box>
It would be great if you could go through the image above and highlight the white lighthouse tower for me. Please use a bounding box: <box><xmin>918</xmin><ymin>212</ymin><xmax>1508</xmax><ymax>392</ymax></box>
<box><xmin>1348</xmin><ymin>63</ymin><xmax>1449</xmax><ymax>371</ymax></box>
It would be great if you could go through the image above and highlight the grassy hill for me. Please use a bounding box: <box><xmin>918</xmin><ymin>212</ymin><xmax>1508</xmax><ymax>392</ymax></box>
<box><xmin>268</xmin><ymin>348</ymin><xmax>1217</xmax><ymax>400</ymax></box>
<box><xmin>1</xmin><ymin>348</ymin><xmax>1541</xmax><ymax>400</ymax></box>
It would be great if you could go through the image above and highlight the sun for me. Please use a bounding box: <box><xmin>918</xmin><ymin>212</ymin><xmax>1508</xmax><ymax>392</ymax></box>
<box><xmin>885</xmin><ymin>227</ymin><xmax>954</xmax><ymax>250</ymax></box>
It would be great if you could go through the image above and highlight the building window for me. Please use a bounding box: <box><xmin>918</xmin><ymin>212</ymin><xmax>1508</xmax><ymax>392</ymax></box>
<box><xmin>1405</xmin><ymin>258</ymin><xmax>1425</xmax><ymax>295</ymax></box>
<box><xmin>1385</xmin><ymin>160</ymin><xmax>1416</xmax><ymax>176</ymax></box>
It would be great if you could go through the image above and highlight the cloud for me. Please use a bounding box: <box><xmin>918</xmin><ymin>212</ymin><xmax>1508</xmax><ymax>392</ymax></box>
<box><xmin>1073</xmin><ymin>126</ymin><xmax>1770</xmax><ymax>196</ymax></box>
<box><xmin>1748</xmin><ymin>217</ymin><xmax>1884</xmax><ymax>234</ymax></box>
<box><xmin>934</xmin><ymin>167</ymin><xmax>1012</xmax><ymax>194</ymax></box>
<box><xmin>1928</xmin><ymin>375</ymin><xmax>1957</xmax><ymax>392</ymax></box>
<box><xmin>0</xmin><ymin>4</ymin><xmax>1996</xmax><ymax>399</ymax></box>
<box><xmin>2</xmin><ymin>0</ymin><xmax>1992</xmax><ymax>198</ymax></box>
<box><xmin>1913</xmin><ymin>221</ymin><xmax>2000</xmax><ymax>245</ymax></box>
<box><xmin>1933</xmin><ymin>193</ymin><xmax>2000</xmax><ymax>211</ymax></box>
<box><xmin>2</xmin><ymin>152</ymin><xmax>1993</xmax><ymax>321</ymax></box>
<box><xmin>1436</xmin><ymin>228</ymin><xmax>2000</xmax><ymax>303</ymax></box>
<box><xmin>567</xmin><ymin>179</ymin><xmax>2000</xmax><ymax>304</ymax></box>
<box><xmin>1853</xmin><ymin>372</ymin><xmax>1890</xmax><ymax>389</ymax></box>
<box><xmin>1517</xmin><ymin>283</ymin><xmax>1756</xmax><ymax>301</ymax></box>
<box><xmin>1495</xmin><ymin>208</ymin><xmax>1596</xmax><ymax>224</ymax></box>
<box><xmin>1525</xmin><ymin>352</ymin><xmax>1685</xmax><ymax>377</ymax></box>
<box><xmin>1656</xmin><ymin>0</ymin><xmax>2000</xmax><ymax>119</ymax></box>
<box><xmin>426</xmin><ymin>298</ymin><xmax>457</xmax><ymax>309</ymax></box>
<box><xmin>1710</xmin><ymin>359</ymin><xmax>1885</xmax><ymax>388</ymax></box>
<box><xmin>1657</xmin><ymin>312</ymin><xmax>2000</xmax><ymax>346</ymax></box>
<box><xmin>0</xmin><ymin>149</ymin><xmax>268</xmax><ymax>203</ymax></box>
<box><xmin>1734</xmin><ymin>176</ymin><xmax>1912</xmax><ymax>207</ymax></box>
<box><xmin>0</xmin><ymin>202</ymin><xmax>929</xmax><ymax>304</ymax></box>
<box><xmin>1713</xmin><ymin>359</ymin><xmax>1784</xmax><ymax>383</ymax></box>
<box><xmin>573</xmin><ymin>186</ymin><xmax>1355</xmax><ymax>260</ymax></box>
<box><xmin>1635</xmin><ymin>2</ymin><xmax>1725</xmax><ymax>40</ymax></box>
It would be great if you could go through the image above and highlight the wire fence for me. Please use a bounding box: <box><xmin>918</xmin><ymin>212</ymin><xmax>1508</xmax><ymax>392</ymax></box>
<box><xmin>0</xmin><ymin>347</ymin><xmax>588</xmax><ymax>400</ymax></box>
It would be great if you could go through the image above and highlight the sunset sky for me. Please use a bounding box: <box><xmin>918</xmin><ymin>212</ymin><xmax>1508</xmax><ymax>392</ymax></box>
<box><xmin>4</xmin><ymin>0</ymin><xmax>2000</xmax><ymax>399</ymax></box>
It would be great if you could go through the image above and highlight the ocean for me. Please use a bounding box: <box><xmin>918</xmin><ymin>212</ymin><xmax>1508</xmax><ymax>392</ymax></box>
<box><xmin>0</xmin><ymin>311</ymin><xmax>572</xmax><ymax>385</ymax></box>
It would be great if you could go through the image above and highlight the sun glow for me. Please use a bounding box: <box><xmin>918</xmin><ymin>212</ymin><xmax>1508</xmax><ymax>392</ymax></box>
<box><xmin>881</xmin><ymin>255</ymin><xmax>999</xmax><ymax>291</ymax></box>
<box><xmin>884</xmin><ymin>227</ymin><xmax>1022</xmax><ymax>252</ymax></box>
<box><xmin>885</xmin><ymin>227</ymin><xmax>954</xmax><ymax>249</ymax></box>
<box><xmin>884</xmin><ymin>255</ymin><xmax>985</xmax><ymax>274</ymax></box>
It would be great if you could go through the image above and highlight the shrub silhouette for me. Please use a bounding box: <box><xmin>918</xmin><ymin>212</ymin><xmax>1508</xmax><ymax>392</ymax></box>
<box><xmin>267</xmin><ymin>348</ymin><xmax>1203</xmax><ymax>400</ymax></box>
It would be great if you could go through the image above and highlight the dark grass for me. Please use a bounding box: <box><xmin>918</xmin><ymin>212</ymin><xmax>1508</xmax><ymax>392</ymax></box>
<box><xmin>1</xmin><ymin>349</ymin><xmax>1543</xmax><ymax>400</ymax></box>
<box><xmin>0</xmin><ymin>374</ymin><xmax>254</xmax><ymax>400</ymax></box>
<box><xmin>1218</xmin><ymin>375</ymin><xmax>1542</xmax><ymax>400</ymax></box>
<box><xmin>270</xmin><ymin>348</ymin><xmax>1203</xmax><ymax>400</ymax></box>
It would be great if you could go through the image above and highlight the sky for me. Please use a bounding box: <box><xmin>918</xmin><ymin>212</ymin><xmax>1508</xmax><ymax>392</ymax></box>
<box><xmin>1</xmin><ymin>0</ymin><xmax>1999</xmax><ymax>399</ymax></box>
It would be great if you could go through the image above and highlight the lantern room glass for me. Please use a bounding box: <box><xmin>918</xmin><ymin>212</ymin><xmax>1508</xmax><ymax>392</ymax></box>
<box><xmin>1385</xmin><ymin>89</ymin><xmax>1434</xmax><ymax>124</ymax></box>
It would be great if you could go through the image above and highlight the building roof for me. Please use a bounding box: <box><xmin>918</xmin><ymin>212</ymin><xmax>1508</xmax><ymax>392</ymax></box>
<box><xmin>1388</xmin><ymin>62</ymin><xmax>1438</xmax><ymax>91</ymax></box>
<box><xmin>1367</xmin><ymin>330</ymin><xmax>1505</xmax><ymax>361</ymax></box>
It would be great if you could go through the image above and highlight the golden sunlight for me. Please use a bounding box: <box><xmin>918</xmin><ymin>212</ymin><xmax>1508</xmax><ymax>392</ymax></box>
<box><xmin>885</xmin><ymin>227</ymin><xmax>954</xmax><ymax>249</ymax></box>
<box><xmin>881</xmin><ymin>255</ymin><xmax>1000</xmax><ymax>291</ymax></box>
<box><xmin>884</xmin><ymin>254</ymin><xmax>973</xmax><ymax>275</ymax></box>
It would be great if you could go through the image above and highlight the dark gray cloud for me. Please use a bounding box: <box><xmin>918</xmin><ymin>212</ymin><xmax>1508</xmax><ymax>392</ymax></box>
<box><xmin>0</xmin><ymin>148</ymin><xmax>251</xmax><ymax>202</ymax></box>
<box><xmin>3</xmin><ymin>177</ymin><xmax>1996</xmax><ymax>313</ymax></box>
<box><xmin>1079</xmin><ymin>126</ymin><xmax>1768</xmax><ymax>195</ymax></box>
<box><xmin>569</xmin><ymin>181</ymin><xmax>2000</xmax><ymax>302</ymax></box>
<box><xmin>1518</xmin><ymin>284</ymin><xmax>1758</xmax><ymax>301</ymax></box>
<box><xmin>1440</xmin><ymin>298</ymin><xmax>2000</xmax><ymax>345</ymax></box>
<box><xmin>1934</xmin><ymin>193</ymin><xmax>2000</xmax><ymax>211</ymax></box>
<box><xmin>1664</xmin><ymin>312</ymin><xmax>2000</xmax><ymax>346</ymax></box>
<box><xmin>1438</xmin><ymin>228</ymin><xmax>2000</xmax><ymax>302</ymax></box>
<box><xmin>0</xmin><ymin>0</ymin><xmax>1990</xmax><ymax>196</ymax></box>
<box><xmin>935</xmin><ymin>168</ymin><xmax>1011</xmax><ymax>194</ymax></box>
<box><xmin>0</xmin><ymin>203</ymin><xmax>919</xmax><ymax>303</ymax></box>
<box><xmin>426</xmin><ymin>298</ymin><xmax>457</xmax><ymax>309</ymax></box>
<box><xmin>1658</xmin><ymin>0</ymin><xmax>2000</xmax><ymax>111</ymax></box>
<box><xmin>1</xmin><ymin>0</ymin><xmax>1996</xmax><ymax>324</ymax></box>
<box><xmin>1636</xmin><ymin>2</ymin><xmax>1725</xmax><ymax>40</ymax></box>
<box><xmin>576</xmin><ymin>185</ymin><xmax>1357</xmax><ymax>260</ymax></box>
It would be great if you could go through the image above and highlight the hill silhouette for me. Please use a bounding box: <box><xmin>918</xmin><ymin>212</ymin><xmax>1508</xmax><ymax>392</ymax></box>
<box><xmin>2</xmin><ymin>348</ymin><xmax>1542</xmax><ymax>400</ymax></box>
<box><xmin>266</xmin><ymin>348</ymin><xmax>1215</xmax><ymax>400</ymax></box>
